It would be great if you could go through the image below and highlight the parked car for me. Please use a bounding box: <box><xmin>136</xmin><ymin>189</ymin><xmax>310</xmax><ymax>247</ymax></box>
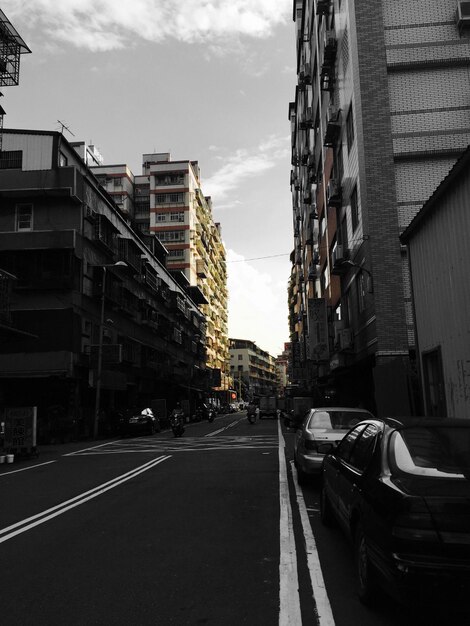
<box><xmin>119</xmin><ymin>407</ymin><xmax>161</xmax><ymax>437</ymax></box>
<box><xmin>320</xmin><ymin>417</ymin><xmax>470</xmax><ymax>607</ymax></box>
<box><xmin>294</xmin><ymin>407</ymin><xmax>374</xmax><ymax>482</ymax></box>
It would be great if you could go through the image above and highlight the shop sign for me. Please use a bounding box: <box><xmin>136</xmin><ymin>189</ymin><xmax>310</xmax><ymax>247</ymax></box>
<box><xmin>3</xmin><ymin>406</ymin><xmax>37</xmax><ymax>450</ymax></box>
<box><xmin>307</xmin><ymin>298</ymin><xmax>329</xmax><ymax>362</ymax></box>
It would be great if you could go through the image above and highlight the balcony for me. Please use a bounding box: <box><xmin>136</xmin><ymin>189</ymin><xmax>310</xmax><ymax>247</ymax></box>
<box><xmin>197</xmin><ymin>259</ymin><xmax>208</xmax><ymax>278</ymax></box>
<box><xmin>324</xmin><ymin>31</ymin><xmax>338</xmax><ymax>64</ymax></box>
<box><xmin>324</xmin><ymin>108</ymin><xmax>341</xmax><ymax>147</ymax></box>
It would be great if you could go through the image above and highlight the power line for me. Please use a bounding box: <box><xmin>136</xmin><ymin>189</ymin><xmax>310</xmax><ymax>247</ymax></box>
<box><xmin>228</xmin><ymin>253</ymin><xmax>290</xmax><ymax>263</ymax></box>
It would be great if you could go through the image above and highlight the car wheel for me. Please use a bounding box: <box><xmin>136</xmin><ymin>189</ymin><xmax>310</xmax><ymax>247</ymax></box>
<box><xmin>320</xmin><ymin>486</ymin><xmax>335</xmax><ymax>527</ymax></box>
<box><xmin>355</xmin><ymin>525</ymin><xmax>378</xmax><ymax>605</ymax></box>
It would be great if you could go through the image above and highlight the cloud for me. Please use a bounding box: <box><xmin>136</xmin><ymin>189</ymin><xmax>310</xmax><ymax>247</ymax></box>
<box><xmin>203</xmin><ymin>134</ymin><xmax>290</xmax><ymax>199</ymax></box>
<box><xmin>5</xmin><ymin>0</ymin><xmax>291</xmax><ymax>52</ymax></box>
<box><xmin>227</xmin><ymin>248</ymin><xmax>288</xmax><ymax>356</ymax></box>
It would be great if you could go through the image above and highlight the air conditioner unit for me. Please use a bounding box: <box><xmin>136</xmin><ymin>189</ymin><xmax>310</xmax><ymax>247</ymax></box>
<box><xmin>457</xmin><ymin>1</ymin><xmax>470</xmax><ymax>32</ymax></box>
<box><xmin>332</xmin><ymin>244</ymin><xmax>346</xmax><ymax>267</ymax></box>
<box><xmin>85</xmin><ymin>206</ymin><xmax>97</xmax><ymax>220</ymax></box>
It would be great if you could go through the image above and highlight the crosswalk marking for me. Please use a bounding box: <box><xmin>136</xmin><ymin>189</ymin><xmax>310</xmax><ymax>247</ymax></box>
<box><xmin>67</xmin><ymin>434</ymin><xmax>279</xmax><ymax>456</ymax></box>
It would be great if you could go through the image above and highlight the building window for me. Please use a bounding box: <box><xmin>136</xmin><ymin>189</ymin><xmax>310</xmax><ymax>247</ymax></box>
<box><xmin>155</xmin><ymin>193</ymin><xmax>184</xmax><ymax>204</ymax></box>
<box><xmin>156</xmin><ymin>230</ymin><xmax>185</xmax><ymax>242</ymax></box>
<box><xmin>59</xmin><ymin>152</ymin><xmax>68</xmax><ymax>167</ymax></box>
<box><xmin>114</xmin><ymin>178</ymin><xmax>122</xmax><ymax>187</ymax></box>
<box><xmin>156</xmin><ymin>212</ymin><xmax>167</xmax><ymax>222</ymax></box>
<box><xmin>0</xmin><ymin>150</ymin><xmax>22</xmax><ymax>170</ymax></box>
<box><xmin>170</xmin><ymin>212</ymin><xmax>184</xmax><ymax>222</ymax></box>
<box><xmin>346</xmin><ymin>104</ymin><xmax>355</xmax><ymax>152</ymax></box>
<box><xmin>167</xmin><ymin>249</ymin><xmax>185</xmax><ymax>258</ymax></box>
<box><xmin>16</xmin><ymin>203</ymin><xmax>33</xmax><ymax>231</ymax></box>
<box><xmin>154</xmin><ymin>173</ymin><xmax>184</xmax><ymax>185</ymax></box>
<box><xmin>350</xmin><ymin>185</ymin><xmax>359</xmax><ymax>232</ymax></box>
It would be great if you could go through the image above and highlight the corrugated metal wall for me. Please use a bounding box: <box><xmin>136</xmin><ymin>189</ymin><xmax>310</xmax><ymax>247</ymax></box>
<box><xmin>408</xmin><ymin>171</ymin><xmax>470</xmax><ymax>418</ymax></box>
<box><xmin>2</xmin><ymin>132</ymin><xmax>53</xmax><ymax>170</ymax></box>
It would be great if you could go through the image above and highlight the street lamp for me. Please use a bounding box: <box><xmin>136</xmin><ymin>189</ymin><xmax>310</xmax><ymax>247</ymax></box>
<box><xmin>92</xmin><ymin>261</ymin><xmax>128</xmax><ymax>439</ymax></box>
<box><xmin>339</xmin><ymin>260</ymin><xmax>374</xmax><ymax>293</ymax></box>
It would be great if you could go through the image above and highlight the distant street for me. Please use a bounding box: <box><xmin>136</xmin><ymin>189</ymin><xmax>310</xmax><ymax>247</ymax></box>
<box><xmin>1</xmin><ymin>413</ymin><xmax>469</xmax><ymax>625</ymax></box>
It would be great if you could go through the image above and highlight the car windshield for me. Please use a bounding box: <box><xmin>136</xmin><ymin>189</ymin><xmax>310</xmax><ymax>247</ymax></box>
<box><xmin>308</xmin><ymin>410</ymin><xmax>370</xmax><ymax>430</ymax></box>
<box><xmin>389</xmin><ymin>427</ymin><xmax>470</xmax><ymax>478</ymax></box>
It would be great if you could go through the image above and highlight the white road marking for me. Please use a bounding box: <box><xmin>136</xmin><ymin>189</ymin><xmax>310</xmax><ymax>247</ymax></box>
<box><xmin>291</xmin><ymin>461</ymin><xmax>335</xmax><ymax>626</ymax></box>
<box><xmin>64</xmin><ymin>439</ymin><xmax>123</xmax><ymax>456</ymax></box>
<box><xmin>205</xmin><ymin>418</ymin><xmax>243</xmax><ymax>436</ymax></box>
<box><xmin>0</xmin><ymin>455</ymin><xmax>171</xmax><ymax>544</ymax></box>
<box><xmin>0</xmin><ymin>460</ymin><xmax>57</xmax><ymax>476</ymax></box>
<box><xmin>278</xmin><ymin>420</ymin><xmax>302</xmax><ymax>626</ymax></box>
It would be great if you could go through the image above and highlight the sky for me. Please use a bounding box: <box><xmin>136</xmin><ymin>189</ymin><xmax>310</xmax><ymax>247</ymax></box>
<box><xmin>2</xmin><ymin>0</ymin><xmax>296</xmax><ymax>357</ymax></box>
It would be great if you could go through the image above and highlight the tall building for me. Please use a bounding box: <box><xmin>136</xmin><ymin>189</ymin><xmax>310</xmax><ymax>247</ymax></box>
<box><xmin>92</xmin><ymin>153</ymin><xmax>230</xmax><ymax>399</ymax></box>
<box><xmin>289</xmin><ymin>0</ymin><xmax>470</xmax><ymax>414</ymax></box>
<box><xmin>0</xmin><ymin>129</ymin><xmax>209</xmax><ymax>441</ymax></box>
<box><xmin>229</xmin><ymin>339</ymin><xmax>278</xmax><ymax>400</ymax></box>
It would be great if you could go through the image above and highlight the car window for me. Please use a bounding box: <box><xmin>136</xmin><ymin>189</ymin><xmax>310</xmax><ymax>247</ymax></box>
<box><xmin>348</xmin><ymin>425</ymin><xmax>379</xmax><ymax>471</ymax></box>
<box><xmin>336</xmin><ymin>425</ymin><xmax>368</xmax><ymax>462</ymax></box>
<box><xmin>389</xmin><ymin>427</ymin><xmax>470</xmax><ymax>478</ymax></box>
<box><xmin>308</xmin><ymin>410</ymin><xmax>372</xmax><ymax>430</ymax></box>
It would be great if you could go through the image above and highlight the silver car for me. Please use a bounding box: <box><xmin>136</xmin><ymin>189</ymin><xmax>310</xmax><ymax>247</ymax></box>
<box><xmin>294</xmin><ymin>407</ymin><xmax>374</xmax><ymax>483</ymax></box>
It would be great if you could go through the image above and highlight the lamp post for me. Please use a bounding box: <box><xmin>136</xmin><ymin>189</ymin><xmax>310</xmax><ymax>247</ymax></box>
<box><xmin>93</xmin><ymin>261</ymin><xmax>128</xmax><ymax>439</ymax></box>
<box><xmin>340</xmin><ymin>260</ymin><xmax>374</xmax><ymax>293</ymax></box>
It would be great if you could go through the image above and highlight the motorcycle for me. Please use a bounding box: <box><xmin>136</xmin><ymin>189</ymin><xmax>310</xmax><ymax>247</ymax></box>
<box><xmin>170</xmin><ymin>413</ymin><xmax>185</xmax><ymax>437</ymax></box>
<box><xmin>247</xmin><ymin>409</ymin><xmax>257</xmax><ymax>424</ymax></box>
<box><xmin>207</xmin><ymin>408</ymin><xmax>216</xmax><ymax>423</ymax></box>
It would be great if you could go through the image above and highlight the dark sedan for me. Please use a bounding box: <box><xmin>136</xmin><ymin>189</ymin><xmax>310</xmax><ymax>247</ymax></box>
<box><xmin>119</xmin><ymin>408</ymin><xmax>161</xmax><ymax>437</ymax></box>
<box><xmin>320</xmin><ymin>417</ymin><xmax>470</xmax><ymax>607</ymax></box>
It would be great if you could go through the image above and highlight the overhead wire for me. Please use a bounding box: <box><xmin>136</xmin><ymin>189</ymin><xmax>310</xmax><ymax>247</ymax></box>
<box><xmin>227</xmin><ymin>253</ymin><xmax>291</xmax><ymax>263</ymax></box>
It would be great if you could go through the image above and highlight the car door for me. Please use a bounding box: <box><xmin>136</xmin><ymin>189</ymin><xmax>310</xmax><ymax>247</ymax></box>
<box><xmin>335</xmin><ymin>424</ymin><xmax>381</xmax><ymax>532</ymax></box>
<box><xmin>325</xmin><ymin>425</ymin><xmax>367</xmax><ymax>523</ymax></box>
<box><xmin>294</xmin><ymin>409</ymin><xmax>311</xmax><ymax>454</ymax></box>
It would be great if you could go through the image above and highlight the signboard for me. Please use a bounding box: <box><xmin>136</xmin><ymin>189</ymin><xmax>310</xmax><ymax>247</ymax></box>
<box><xmin>3</xmin><ymin>406</ymin><xmax>37</xmax><ymax>452</ymax></box>
<box><xmin>307</xmin><ymin>298</ymin><xmax>329</xmax><ymax>362</ymax></box>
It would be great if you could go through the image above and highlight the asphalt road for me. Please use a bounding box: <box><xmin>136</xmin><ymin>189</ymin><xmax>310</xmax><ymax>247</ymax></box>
<box><xmin>1</xmin><ymin>413</ymin><xmax>469</xmax><ymax>626</ymax></box>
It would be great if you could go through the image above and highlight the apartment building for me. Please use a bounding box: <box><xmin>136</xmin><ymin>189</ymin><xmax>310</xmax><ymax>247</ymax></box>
<box><xmin>229</xmin><ymin>339</ymin><xmax>278</xmax><ymax>400</ymax></box>
<box><xmin>289</xmin><ymin>0</ymin><xmax>470</xmax><ymax>414</ymax></box>
<box><xmin>92</xmin><ymin>153</ymin><xmax>231</xmax><ymax>399</ymax></box>
<box><xmin>0</xmin><ymin>129</ymin><xmax>209</xmax><ymax>442</ymax></box>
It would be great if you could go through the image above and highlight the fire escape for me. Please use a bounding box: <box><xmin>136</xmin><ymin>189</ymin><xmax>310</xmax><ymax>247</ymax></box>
<box><xmin>0</xmin><ymin>9</ymin><xmax>31</xmax><ymax>155</ymax></box>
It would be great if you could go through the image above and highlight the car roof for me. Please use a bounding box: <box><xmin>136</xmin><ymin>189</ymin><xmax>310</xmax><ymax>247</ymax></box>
<box><xmin>308</xmin><ymin>407</ymin><xmax>375</xmax><ymax>414</ymax></box>
<box><xmin>380</xmin><ymin>416</ymin><xmax>470</xmax><ymax>429</ymax></box>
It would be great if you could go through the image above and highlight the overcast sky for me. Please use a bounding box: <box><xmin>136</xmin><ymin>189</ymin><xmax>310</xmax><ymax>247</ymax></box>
<box><xmin>3</xmin><ymin>0</ymin><xmax>296</xmax><ymax>357</ymax></box>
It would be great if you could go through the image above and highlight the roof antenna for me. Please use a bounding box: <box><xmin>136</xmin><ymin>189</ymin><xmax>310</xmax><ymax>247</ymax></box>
<box><xmin>57</xmin><ymin>120</ymin><xmax>75</xmax><ymax>137</ymax></box>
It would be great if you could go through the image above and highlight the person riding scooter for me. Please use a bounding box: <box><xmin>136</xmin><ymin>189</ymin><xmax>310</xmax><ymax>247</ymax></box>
<box><xmin>170</xmin><ymin>403</ymin><xmax>185</xmax><ymax>437</ymax></box>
